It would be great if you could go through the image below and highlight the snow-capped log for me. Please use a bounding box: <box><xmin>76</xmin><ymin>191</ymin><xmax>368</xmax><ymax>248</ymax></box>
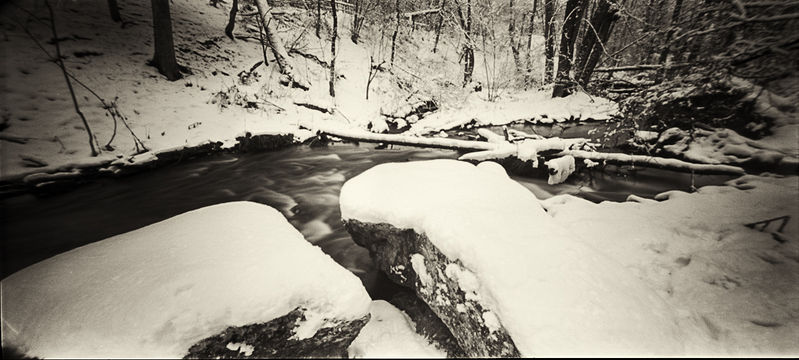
<box><xmin>340</xmin><ymin>160</ymin><xmax>686</xmax><ymax>357</ymax></box>
<box><xmin>560</xmin><ymin>149</ymin><xmax>746</xmax><ymax>175</ymax></box>
<box><xmin>1</xmin><ymin>202</ymin><xmax>370</xmax><ymax>358</ymax></box>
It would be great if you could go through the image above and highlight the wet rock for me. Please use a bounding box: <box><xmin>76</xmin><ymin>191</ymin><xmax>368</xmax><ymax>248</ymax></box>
<box><xmin>186</xmin><ymin>308</ymin><xmax>369</xmax><ymax>359</ymax></box>
<box><xmin>344</xmin><ymin>220</ymin><xmax>521</xmax><ymax>357</ymax></box>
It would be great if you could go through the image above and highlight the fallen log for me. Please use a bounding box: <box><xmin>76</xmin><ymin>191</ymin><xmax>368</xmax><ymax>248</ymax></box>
<box><xmin>559</xmin><ymin>149</ymin><xmax>746</xmax><ymax>175</ymax></box>
<box><xmin>307</xmin><ymin>123</ymin><xmax>746</xmax><ymax>175</ymax></box>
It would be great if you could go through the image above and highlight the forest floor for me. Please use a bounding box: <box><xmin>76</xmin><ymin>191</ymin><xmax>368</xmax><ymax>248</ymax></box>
<box><xmin>0</xmin><ymin>0</ymin><xmax>616</xmax><ymax>181</ymax></box>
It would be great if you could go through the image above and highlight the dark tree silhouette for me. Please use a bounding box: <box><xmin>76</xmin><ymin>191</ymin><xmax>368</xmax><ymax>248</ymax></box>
<box><xmin>150</xmin><ymin>0</ymin><xmax>181</xmax><ymax>81</ymax></box>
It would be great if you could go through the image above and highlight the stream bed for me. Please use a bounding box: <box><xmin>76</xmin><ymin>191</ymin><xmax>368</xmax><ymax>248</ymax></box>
<box><xmin>0</xmin><ymin>142</ymin><xmax>735</xmax><ymax>299</ymax></box>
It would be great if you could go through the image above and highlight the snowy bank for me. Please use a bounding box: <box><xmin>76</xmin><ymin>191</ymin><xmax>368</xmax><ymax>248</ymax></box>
<box><xmin>1</xmin><ymin>202</ymin><xmax>371</xmax><ymax>358</ymax></box>
<box><xmin>340</xmin><ymin>159</ymin><xmax>685</xmax><ymax>356</ymax></box>
<box><xmin>542</xmin><ymin>174</ymin><xmax>799</xmax><ymax>356</ymax></box>
<box><xmin>408</xmin><ymin>90</ymin><xmax>619</xmax><ymax>135</ymax></box>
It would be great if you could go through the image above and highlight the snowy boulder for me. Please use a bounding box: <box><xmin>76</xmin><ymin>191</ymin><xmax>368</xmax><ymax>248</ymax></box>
<box><xmin>348</xmin><ymin>300</ymin><xmax>447</xmax><ymax>358</ymax></box>
<box><xmin>1</xmin><ymin>202</ymin><xmax>371</xmax><ymax>358</ymax></box>
<box><xmin>341</xmin><ymin>160</ymin><xmax>686</xmax><ymax>357</ymax></box>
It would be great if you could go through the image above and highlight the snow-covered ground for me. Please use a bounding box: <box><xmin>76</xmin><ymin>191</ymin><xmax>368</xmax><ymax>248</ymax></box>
<box><xmin>340</xmin><ymin>159</ymin><xmax>799</xmax><ymax>356</ymax></box>
<box><xmin>542</xmin><ymin>174</ymin><xmax>799</xmax><ymax>356</ymax></box>
<box><xmin>1</xmin><ymin>202</ymin><xmax>371</xmax><ymax>358</ymax></box>
<box><xmin>0</xmin><ymin>0</ymin><xmax>618</xmax><ymax>182</ymax></box>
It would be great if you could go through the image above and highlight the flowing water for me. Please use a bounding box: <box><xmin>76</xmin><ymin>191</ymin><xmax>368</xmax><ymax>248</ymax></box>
<box><xmin>0</xmin><ymin>142</ymin><xmax>735</xmax><ymax>299</ymax></box>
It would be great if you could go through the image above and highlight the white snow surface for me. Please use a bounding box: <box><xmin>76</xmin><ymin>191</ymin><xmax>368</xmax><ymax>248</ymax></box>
<box><xmin>544</xmin><ymin>155</ymin><xmax>576</xmax><ymax>185</ymax></box>
<box><xmin>340</xmin><ymin>159</ymin><xmax>686</xmax><ymax>356</ymax></box>
<box><xmin>541</xmin><ymin>174</ymin><xmax>799</xmax><ymax>356</ymax></box>
<box><xmin>348</xmin><ymin>301</ymin><xmax>446</xmax><ymax>358</ymax></box>
<box><xmin>1</xmin><ymin>202</ymin><xmax>370</xmax><ymax>358</ymax></box>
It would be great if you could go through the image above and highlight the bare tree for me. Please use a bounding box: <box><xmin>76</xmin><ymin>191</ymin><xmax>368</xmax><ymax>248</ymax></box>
<box><xmin>455</xmin><ymin>0</ymin><xmax>475</xmax><ymax>85</ymax></box>
<box><xmin>330</xmin><ymin>0</ymin><xmax>338</xmax><ymax>97</ymax></box>
<box><xmin>552</xmin><ymin>0</ymin><xmax>588</xmax><ymax>97</ymax></box>
<box><xmin>45</xmin><ymin>0</ymin><xmax>99</xmax><ymax>156</ymax></box>
<box><xmin>574</xmin><ymin>0</ymin><xmax>619</xmax><ymax>86</ymax></box>
<box><xmin>254</xmin><ymin>0</ymin><xmax>309</xmax><ymax>89</ymax></box>
<box><xmin>225</xmin><ymin>0</ymin><xmax>238</xmax><ymax>40</ymax></box>
<box><xmin>150</xmin><ymin>0</ymin><xmax>181</xmax><ymax>81</ymax></box>
<box><xmin>390</xmin><ymin>0</ymin><xmax>400</xmax><ymax>67</ymax></box>
<box><xmin>316</xmin><ymin>0</ymin><xmax>321</xmax><ymax>38</ymax></box>
<box><xmin>108</xmin><ymin>0</ymin><xmax>122</xmax><ymax>23</ymax></box>
<box><xmin>433</xmin><ymin>0</ymin><xmax>446</xmax><ymax>53</ymax></box>
<box><xmin>543</xmin><ymin>0</ymin><xmax>555</xmax><ymax>82</ymax></box>
<box><xmin>654</xmin><ymin>0</ymin><xmax>683</xmax><ymax>83</ymax></box>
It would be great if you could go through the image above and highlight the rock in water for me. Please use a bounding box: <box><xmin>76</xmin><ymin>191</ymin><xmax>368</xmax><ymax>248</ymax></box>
<box><xmin>340</xmin><ymin>159</ymin><xmax>687</xmax><ymax>357</ymax></box>
<box><xmin>2</xmin><ymin>202</ymin><xmax>371</xmax><ymax>358</ymax></box>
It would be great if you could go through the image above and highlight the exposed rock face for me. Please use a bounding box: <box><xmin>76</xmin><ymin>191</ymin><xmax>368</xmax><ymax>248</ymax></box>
<box><xmin>389</xmin><ymin>290</ymin><xmax>466</xmax><ymax>358</ymax></box>
<box><xmin>345</xmin><ymin>220</ymin><xmax>521</xmax><ymax>357</ymax></box>
<box><xmin>186</xmin><ymin>308</ymin><xmax>369</xmax><ymax>359</ymax></box>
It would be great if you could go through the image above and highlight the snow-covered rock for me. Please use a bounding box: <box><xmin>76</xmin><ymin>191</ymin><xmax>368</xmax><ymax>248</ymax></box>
<box><xmin>340</xmin><ymin>159</ymin><xmax>686</xmax><ymax>357</ymax></box>
<box><xmin>1</xmin><ymin>202</ymin><xmax>371</xmax><ymax>358</ymax></box>
<box><xmin>348</xmin><ymin>300</ymin><xmax>447</xmax><ymax>358</ymax></box>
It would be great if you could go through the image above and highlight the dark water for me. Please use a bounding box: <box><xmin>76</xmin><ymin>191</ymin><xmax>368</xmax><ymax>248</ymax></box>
<box><xmin>0</xmin><ymin>142</ymin><xmax>734</xmax><ymax>298</ymax></box>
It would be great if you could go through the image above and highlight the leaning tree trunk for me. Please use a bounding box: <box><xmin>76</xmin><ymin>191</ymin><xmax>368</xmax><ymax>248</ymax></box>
<box><xmin>543</xmin><ymin>0</ymin><xmax>555</xmax><ymax>83</ymax></box>
<box><xmin>574</xmin><ymin>0</ymin><xmax>619</xmax><ymax>86</ymax></box>
<box><xmin>225</xmin><ymin>0</ymin><xmax>239</xmax><ymax>40</ymax></box>
<box><xmin>654</xmin><ymin>0</ymin><xmax>683</xmax><ymax>83</ymax></box>
<box><xmin>108</xmin><ymin>0</ymin><xmax>122</xmax><ymax>22</ymax></box>
<box><xmin>578</xmin><ymin>3</ymin><xmax>619</xmax><ymax>86</ymax></box>
<box><xmin>329</xmin><ymin>0</ymin><xmax>337</xmax><ymax>97</ymax></box>
<box><xmin>552</xmin><ymin>0</ymin><xmax>587</xmax><ymax>97</ymax></box>
<box><xmin>151</xmin><ymin>0</ymin><xmax>181</xmax><ymax>81</ymax></box>
<box><xmin>254</xmin><ymin>0</ymin><xmax>309</xmax><ymax>89</ymax></box>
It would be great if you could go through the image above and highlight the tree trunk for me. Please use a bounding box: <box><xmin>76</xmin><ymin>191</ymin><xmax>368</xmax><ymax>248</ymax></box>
<box><xmin>390</xmin><ymin>0</ymin><xmax>400</xmax><ymax>67</ymax></box>
<box><xmin>351</xmin><ymin>0</ymin><xmax>361</xmax><ymax>43</ymax></box>
<box><xmin>316</xmin><ymin>0</ymin><xmax>321</xmax><ymax>38</ymax></box>
<box><xmin>574</xmin><ymin>0</ymin><xmax>618</xmax><ymax>85</ymax></box>
<box><xmin>543</xmin><ymin>0</ymin><xmax>555</xmax><ymax>83</ymax></box>
<box><xmin>578</xmin><ymin>3</ymin><xmax>619</xmax><ymax>86</ymax></box>
<box><xmin>655</xmin><ymin>0</ymin><xmax>683</xmax><ymax>83</ymax></box>
<box><xmin>433</xmin><ymin>0</ymin><xmax>445</xmax><ymax>53</ymax></box>
<box><xmin>108</xmin><ymin>0</ymin><xmax>122</xmax><ymax>22</ymax></box>
<box><xmin>225</xmin><ymin>0</ymin><xmax>239</xmax><ymax>40</ymax></box>
<box><xmin>523</xmin><ymin>0</ymin><xmax>537</xmax><ymax>87</ymax></box>
<box><xmin>462</xmin><ymin>0</ymin><xmax>474</xmax><ymax>85</ymax></box>
<box><xmin>329</xmin><ymin>0</ymin><xmax>337</xmax><ymax>97</ymax></box>
<box><xmin>508</xmin><ymin>0</ymin><xmax>523</xmax><ymax>73</ymax></box>
<box><xmin>151</xmin><ymin>0</ymin><xmax>181</xmax><ymax>81</ymax></box>
<box><xmin>552</xmin><ymin>0</ymin><xmax>587</xmax><ymax>97</ymax></box>
<box><xmin>254</xmin><ymin>0</ymin><xmax>309</xmax><ymax>89</ymax></box>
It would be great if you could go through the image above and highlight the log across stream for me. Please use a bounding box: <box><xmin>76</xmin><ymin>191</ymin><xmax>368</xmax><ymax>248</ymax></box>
<box><xmin>0</xmin><ymin>143</ymin><xmax>735</xmax><ymax>299</ymax></box>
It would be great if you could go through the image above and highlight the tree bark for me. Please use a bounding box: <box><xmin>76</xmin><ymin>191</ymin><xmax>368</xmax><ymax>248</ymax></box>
<box><xmin>575</xmin><ymin>0</ymin><xmax>619</xmax><ymax>86</ymax></box>
<box><xmin>316</xmin><ymin>0</ymin><xmax>322</xmax><ymax>38</ymax></box>
<box><xmin>108</xmin><ymin>0</ymin><xmax>122</xmax><ymax>22</ymax></box>
<box><xmin>552</xmin><ymin>0</ymin><xmax>587</xmax><ymax>97</ymax></box>
<box><xmin>543</xmin><ymin>0</ymin><xmax>555</xmax><ymax>82</ymax></box>
<box><xmin>351</xmin><ymin>0</ymin><xmax>361</xmax><ymax>43</ymax></box>
<box><xmin>433</xmin><ymin>0</ymin><xmax>446</xmax><ymax>53</ymax></box>
<box><xmin>578</xmin><ymin>8</ymin><xmax>618</xmax><ymax>86</ymax></box>
<box><xmin>329</xmin><ymin>0</ymin><xmax>337</xmax><ymax>97</ymax></box>
<box><xmin>655</xmin><ymin>0</ymin><xmax>682</xmax><ymax>83</ymax></box>
<box><xmin>254</xmin><ymin>0</ymin><xmax>309</xmax><ymax>89</ymax></box>
<box><xmin>151</xmin><ymin>0</ymin><xmax>181</xmax><ymax>81</ymax></box>
<box><xmin>390</xmin><ymin>0</ymin><xmax>400</xmax><ymax>67</ymax></box>
<box><xmin>225</xmin><ymin>0</ymin><xmax>239</xmax><ymax>40</ymax></box>
<box><xmin>508</xmin><ymin>0</ymin><xmax>523</xmax><ymax>73</ymax></box>
<box><xmin>458</xmin><ymin>0</ymin><xmax>474</xmax><ymax>85</ymax></box>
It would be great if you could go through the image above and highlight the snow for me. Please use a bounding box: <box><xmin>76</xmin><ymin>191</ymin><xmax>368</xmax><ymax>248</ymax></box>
<box><xmin>348</xmin><ymin>301</ymin><xmax>447</xmax><ymax>358</ymax></box>
<box><xmin>658</xmin><ymin>127</ymin><xmax>796</xmax><ymax>168</ymax></box>
<box><xmin>340</xmin><ymin>159</ymin><xmax>686</xmax><ymax>356</ymax></box>
<box><xmin>544</xmin><ymin>155</ymin><xmax>576</xmax><ymax>185</ymax></box>
<box><xmin>541</xmin><ymin>174</ymin><xmax>799</xmax><ymax>356</ymax></box>
<box><xmin>1</xmin><ymin>202</ymin><xmax>370</xmax><ymax>358</ymax></box>
<box><xmin>408</xmin><ymin>90</ymin><xmax>619</xmax><ymax>135</ymax></box>
<box><xmin>410</xmin><ymin>254</ymin><xmax>433</xmax><ymax>287</ymax></box>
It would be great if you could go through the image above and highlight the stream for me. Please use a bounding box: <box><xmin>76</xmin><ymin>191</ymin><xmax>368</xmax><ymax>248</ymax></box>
<box><xmin>0</xmin><ymin>141</ymin><xmax>735</xmax><ymax>299</ymax></box>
